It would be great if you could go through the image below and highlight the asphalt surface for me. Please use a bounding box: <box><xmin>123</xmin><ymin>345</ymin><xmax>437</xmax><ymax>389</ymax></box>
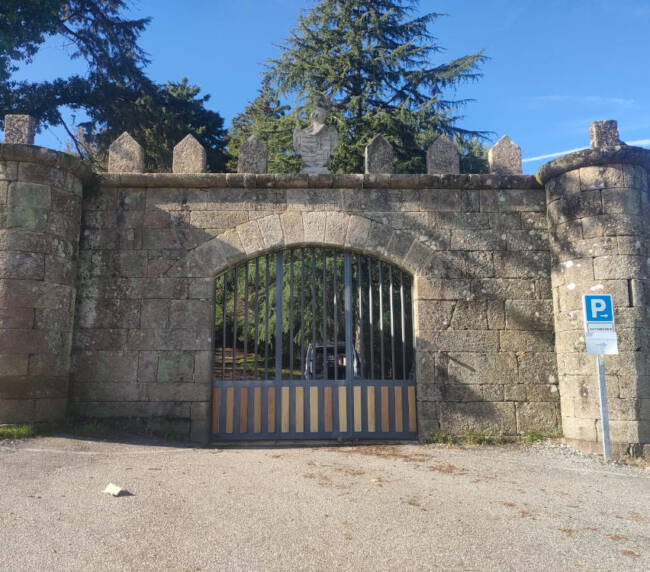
<box><xmin>0</xmin><ymin>436</ymin><xmax>648</xmax><ymax>571</ymax></box>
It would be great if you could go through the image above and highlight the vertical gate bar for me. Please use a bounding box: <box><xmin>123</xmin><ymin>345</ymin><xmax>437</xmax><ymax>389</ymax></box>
<box><xmin>368</xmin><ymin>257</ymin><xmax>374</xmax><ymax>380</ymax></box>
<box><xmin>289</xmin><ymin>250</ymin><xmax>295</xmax><ymax>380</ymax></box>
<box><xmin>357</xmin><ymin>254</ymin><xmax>363</xmax><ymax>378</ymax></box>
<box><xmin>322</xmin><ymin>250</ymin><xmax>327</xmax><ymax>379</ymax></box>
<box><xmin>400</xmin><ymin>270</ymin><xmax>406</xmax><ymax>381</ymax></box>
<box><xmin>379</xmin><ymin>261</ymin><xmax>385</xmax><ymax>381</ymax></box>
<box><xmin>253</xmin><ymin>258</ymin><xmax>260</xmax><ymax>380</ymax></box>
<box><xmin>275</xmin><ymin>251</ymin><xmax>284</xmax><ymax>381</ymax></box>
<box><xmin>389</xmin><ymin>265</ymin><xmax>395</xmax><ymax>381</ymax></box>
<box><xmin>221</xmin><ymin>272</ymin><xmax>227</xmax><ymax>381</ymax></box>
<box><xmin>300</xmin><ymin>248</ymin><xmax>305</xmax><ymax>379</ymax></box>
<box><xmin>232</xmin><ymin>266</ymin><xmax>238</xmax><ymax>379</ymax></box>
<box><xmin>333</xmin><ymin>251</ymin><xmax>338</xmax><ymax>381</ymax></box>
<box><xmin>243</xmin><ymin>263</ymin><xmax>249</xmax><ymax>379</ymax></box>
<box><xmin>264</xmin><ymin>255</ymin><xmax>270</xmax><ymax>379</ymax></box>
<box><xmin>311</xmin><ymin>250</ymin><xmax>317</xmax><ymax>375</ymax></box>
<box><xmin>344</xmin><ymin>252</ymin><xmax>354</xmax><ymax>436</ymax></box>
<box><xmin>344</xmin><ymin>253</ymin><xmax>353</xmax><ymax>382</ymax></box>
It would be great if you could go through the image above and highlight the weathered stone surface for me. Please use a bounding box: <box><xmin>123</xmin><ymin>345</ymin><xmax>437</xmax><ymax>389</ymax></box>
<box><xmin>3</xmin><ymin>114</ymin><xmax>35</xmax><ymax>144</ymax></box>
<box><xmin>107</xmin><ymin>132</ymin><xmax>144</xmax><ymax>173</ymax></box>
<box><xmin>238</xmin><ymin>135</ymin><xmax>268</xmax><ymax>174</ymax></box>
<box><xmin>589</xmin><ymin>120</ymin><xmax>621</xmax><ymax>149</ymax></box>
<box><xmin>172</xmin><ymin>134</ymin><xmax>206</xmax><ymax>173</ymax></box>
<box><xmin>427</xmin><ymin>135</ymin><xmax>460</xmax><ymax>174</ymax></box>
<box><xmin>440</xmin><ymin>402</ymin><xmax>517</xmax><ymax>434</ymax></box>
<box><xmin>364</xmin><ymin>135</ymin><xmax>394</xmax><ymax>174</ymax></box>
<box><xmin>488</xmin><ymin>136</ymin><xmax>522</xmax><ymax>175</ymax></box>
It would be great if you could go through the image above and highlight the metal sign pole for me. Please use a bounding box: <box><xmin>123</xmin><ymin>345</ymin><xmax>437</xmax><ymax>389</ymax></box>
<box><xmin>595</xmin><ymin>353</ymin><xmax>611</xmax><ymax>461</ymax></box>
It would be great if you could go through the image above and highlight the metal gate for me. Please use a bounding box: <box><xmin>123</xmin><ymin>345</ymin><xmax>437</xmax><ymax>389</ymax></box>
<box><xmin>211</xmin><ymin>247</ymin><xmax>416</xmax><ymax>440</ymax></box>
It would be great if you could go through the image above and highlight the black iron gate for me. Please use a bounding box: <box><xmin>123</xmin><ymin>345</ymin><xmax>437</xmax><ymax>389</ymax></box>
<box><xmin>211</xmin><ymin>247</ymin><xmax>416</xmax><ymax>440</ymax></box>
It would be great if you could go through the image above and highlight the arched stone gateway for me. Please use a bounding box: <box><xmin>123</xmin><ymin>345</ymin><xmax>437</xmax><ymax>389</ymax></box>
<box><xmin>210</xmin><ymin>246</ymin><xmax>416</xmax><ymax>440</ymax></box>
<box><xmin>2</xmin><ymin>116</ymin><xmax>649</xmax><ymax>458</ymax></box>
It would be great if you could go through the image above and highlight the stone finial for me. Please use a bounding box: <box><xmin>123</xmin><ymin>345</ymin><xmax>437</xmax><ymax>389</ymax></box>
<box><xmin>107</xmin><ymin>131</ymin><xmax>144</xmax><ymax>173</ymax></box>
<box><xmin>488</xmin><ymin>135</ymin><xmax>521</xmax><ymax>175</ymax></box>
<box><xmin>589</xmin><ymin>120</ymin><xmax>622</xmax><ymax>148</ymax></box>
<box><xmin>365</xmin><ymin>134</ymin><xmax>394</xmax><ymax>174</ymax></box>
<box><xmin>173</xmin><ymin>134</ymin><xmax>206</xmax><ymax>173</ymax></box>
<box><xmin>3</xmin><ymin>114</ymin><xmax>36</xmax><ymax>145</ymax></box>
<box><xmin>238</xmin><ymin>135</ymin><xmax>268</xmax><ymax>173</ymax></box>
<box><xmin>426</xmin><ymin>134</ymin><xmax>460</xmax><ymax>174</ymax></box>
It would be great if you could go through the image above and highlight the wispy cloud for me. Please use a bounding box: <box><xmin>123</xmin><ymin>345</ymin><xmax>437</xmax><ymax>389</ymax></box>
<box><xmin>523</xmin><ymin>138</ymin><xmax>650</xmax><ymax>163</ymax></box>
<box><xmin>530</xmin><ymin>95</ymin><xmax>636</xmax><ymax>107</ymax></box>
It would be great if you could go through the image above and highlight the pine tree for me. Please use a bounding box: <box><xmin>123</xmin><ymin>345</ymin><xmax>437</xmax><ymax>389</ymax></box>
<box><xmin>1</xmin><ymin>1</ymin><xmax>228</xmax><ymax>171</ymax></box>
<box><xmin>231</xmin><ymin>0</ymin><xmax>487</xmax><ymax>173</ymax></box>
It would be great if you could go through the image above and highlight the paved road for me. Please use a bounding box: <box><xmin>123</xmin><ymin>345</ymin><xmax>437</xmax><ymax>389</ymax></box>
<box><xmin>1</xmin><ymin>437</ymin><xmax>648</xmax><ymax>571</ymax></box>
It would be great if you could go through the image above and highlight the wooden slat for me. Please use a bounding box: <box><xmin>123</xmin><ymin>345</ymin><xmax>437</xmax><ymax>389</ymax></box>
<box><xmin>324</xmin><ymin>387</ymin><xmax>333</xmax><ymax>432</ymax></box>
<box><xmin>267</xmin><ymin>387</ymin><xmax>276</xmax><ymax>433</ymax></box>
<box><xmin>253</xmin><ymin>387</ymin><xmax>262</xmax><ymax>433</ymax></box>
<box><xmin>296</xmin><ymin>387</ymin><xmax>304</xmax><ymax>433</ymax></box>
<box><xmin>381</xmin><ymin>386</ymin><xmax>389</xmax><ymax>432</ymax></box>
<box><xmin>239</xmin><ymin>387</ymin><xmax>248</xmax><ymax>434</ymax></box>
<box><xmin>353</xmin><ymin>386</ymin><xmax>362</xmax><ymax>432</ymax></box>
<box><xmin>281</xmin><ymin>387</ymin><xmax>290</xmax><ymax>433</ymax></box>
<box><xmin>212</xmin><ymin>388</ymin><xmax>221</xmax><ymax>434</ymax></box>
<box><xmin>408</xmin><ymin>386</ymin><xmax>417</xmax><ymax>432</ymax></box>
<box><xmin>367</xmin><ymin>386</ymin><xmax>376</xmax><ymax>432</ymax></box>
<box><xmin>225</xmin><ymin>387</ymin><xmax>234</xmax><ymax>434</ymax></box>
<box><xmin>309</xmin><ymin>387</ymin><xmax>318</xmax><ymax>432</ymax></box>
<box><xmin>338</xmin><ymin>387</ymin><xmax>347</xmax><ymax>432</ymax></box>
<box><xmin>394</xmin><ymin>386</ymin><xmax>403</xmax><ymax>432</ymax></box>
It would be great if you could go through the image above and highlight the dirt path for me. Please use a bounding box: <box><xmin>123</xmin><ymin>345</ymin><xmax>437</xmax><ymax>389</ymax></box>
<box><xmin>1</xmin><ymin>437</ymin><xmax>648</xmax><ymax>571</ymax></box>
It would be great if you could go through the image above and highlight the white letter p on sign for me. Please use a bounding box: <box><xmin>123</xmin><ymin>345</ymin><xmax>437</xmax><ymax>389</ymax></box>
<box><xmin>591</xmin><ymin>299</ymin><xmax>607</xmax><ymax>318</ymax></box>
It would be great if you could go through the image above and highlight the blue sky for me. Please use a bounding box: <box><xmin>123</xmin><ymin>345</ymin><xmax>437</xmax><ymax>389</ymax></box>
<box><xmin>9</xmin><ymin>0</ymin><xmax>650</xmax><ymax>174</ymax></box>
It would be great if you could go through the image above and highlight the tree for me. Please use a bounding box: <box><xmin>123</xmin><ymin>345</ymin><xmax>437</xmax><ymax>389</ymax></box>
<box><xmin>0</xmin><ymin>1</ymin><xmax>228</xmax><ymax>171</ymax></box>
<box><xmin>231</xmin><ymin>0</ymin><xmax>487</xmax><ymax>173</ymax></box>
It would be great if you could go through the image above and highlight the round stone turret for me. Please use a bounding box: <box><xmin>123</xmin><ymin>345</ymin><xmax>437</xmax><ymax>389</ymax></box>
<box><xmin>538</xmin><ymin>120</ymin><xmax>650</xmax><ymax>458</ymax></box>
<box><xmin>0</xmin><ymin>123</ymin><xmax>91</xmax><ymax>424</ymax></box>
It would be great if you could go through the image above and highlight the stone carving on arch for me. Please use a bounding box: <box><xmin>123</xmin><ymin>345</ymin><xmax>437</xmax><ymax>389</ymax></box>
<box><xmin>165</xmin><ymin>212</ymin><xmax>431</xmax><ymax>279</ymax></box>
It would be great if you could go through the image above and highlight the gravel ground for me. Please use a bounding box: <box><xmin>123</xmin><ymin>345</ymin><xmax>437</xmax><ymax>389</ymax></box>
<box><xmin>0</xmin><ymin>436</ymin><xmax>648</xmax><ymax>571</ymax></box>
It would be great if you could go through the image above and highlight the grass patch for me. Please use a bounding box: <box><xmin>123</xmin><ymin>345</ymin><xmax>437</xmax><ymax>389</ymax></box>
<box><xmin>525</xmin><ymin>428</ymin><xmax>563</xmax><ymax>443</ymax></box>
<box><xmin>463</xmin><ymin>428</ymin><xmax>511</xmax><ymax>445</ymax></box>
<box><xmin>0</xmin><ymin>424</ymin><xmax>38</xmax><ymax>440</ymax></box>
<box><xmin>423</xmin><ymin>431</ymin><xmax>456</xmax><ymax>445</ymax></box>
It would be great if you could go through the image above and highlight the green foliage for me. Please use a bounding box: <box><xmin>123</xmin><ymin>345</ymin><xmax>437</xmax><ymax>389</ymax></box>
<box><xmin>0</xmin><ymin>424</ymin><xmax>38</xmax><ymax>439</ymax></box>
<box><xmin>230</xmin><ymin>0</ymin><xmax>487</xmax><ymax>173</ymax></box>
<box><xmin>463</xmin><ymin>428</ymin><xmax>510</xmax><ymax>445</ymax></box>
<box><xmin>0</xmin><ymin>1</ymin><xmax>228</xmax><ymax>171</ymax></box>
<box><xmin>524</xmin><ymin>427</ymin><xmax>563</xmax><ymax>443</ymax></box>
<box><xmin>423</xmin><ymin>430</ymin><xmax>455</xmax><ymax>445</ymax></box>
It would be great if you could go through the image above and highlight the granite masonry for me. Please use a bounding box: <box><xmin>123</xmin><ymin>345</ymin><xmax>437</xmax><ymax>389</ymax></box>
<box><xmin>1</xmin><ymin>115</ymin><xmax>648</xmax><ymax>457</ymax></box>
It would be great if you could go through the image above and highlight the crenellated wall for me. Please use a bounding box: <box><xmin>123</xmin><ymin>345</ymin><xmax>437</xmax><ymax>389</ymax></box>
<box><xmin>1</xmin><ymin>116</ymin><xmax>648</xmax><ymax>458</ymax></box>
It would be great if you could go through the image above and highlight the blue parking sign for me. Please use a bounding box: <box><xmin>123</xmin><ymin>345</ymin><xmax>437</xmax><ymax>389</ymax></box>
<box><xmin>584</xmin><ymin>294</ymin><xmax>614</xmax><ymax>322</ymax></box>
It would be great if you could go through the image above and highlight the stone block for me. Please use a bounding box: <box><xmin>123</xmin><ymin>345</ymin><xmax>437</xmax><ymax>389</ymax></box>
<box><xmin>157</xmin><ymin>351</ymin><xmax>195</xmax><ymax>382</ymax></box>
<box><xmin>504</xmin><ymin>384</ymin><xmax>526</xmax><ymax>401</ymax></box>
<box><xmin>385</xmin><ymin>230</ymin><xmax>414</xmax><ymax>260</ymax></box>
<box><xmin>525</xmin><ymin>384</ymin><xmax>559</xmax><ymax>402</ymax></box>
<box><xmin>601</xmin><ymin>187</ymin><xmax>643</xmax><ymax>215</ymax></box>
<box><xmin>440</xmin><ymin>402</ymin><xmax>517</xmax><ymax>434</ymax></box>
<box><xmin>141</xmin><ymin>299</ymin><xmax>169</xmax><ymax>329</ymax></box>
<box><xmin>364</xmin><ymin>135</ymin><xmax>394</xmax><ymax>174</ymax></box>
<box><xmin>107</xmin><ymin>132</ymin><xmax>144</xmax><ymax>173</ymax></box>
<box><xmin>72</xmin><ymin>351</ymin><xmax>139</xmax><ymax>382</ymax></box>
<box><xmin>415</xmin><ymin>301</ymin><xmax>455</xmax><ymax>331</ymax></box>
<box><xmin>500</xmin><ymin>330</ymin><xmax>554</xmax><ymax>351</ymax></box>
<box><xmin>0</xmin><ymin>307</ymin><xmax>34</xmax><ymax>329</ymax></box>
<box><xmin>589</xmin><ymin>120</ymin><xmax>621</xmax><ymax>148</ymax></box>
<box><xmin>172</xmin><ymin>134</ymin><xmax>206</xmax><ymax>173</ymax></box>
<box><xmin>258</xmin><ymin>214</ymin><xmax>284</xmax><ymax>249</ymax></box>
<box><xmin>451</xmin><ymin>229</ymin><xmax>506</xmax><ymax>251</ymax></box>
<box><xmin>493</xmin><ymin>251</ymin><xmax>550</xmax><ymax>279</ymax></box>
<box><xmin>404</xmin><ymin>240</ymin><xmax>432</xmax><ymax>274</ymax></box>
<box><xmin>426</xmin><ymin>135</ymin><xmax>460</xmax><ymax>174</ymax></box>
<box><xmin>169</xmin><ymin>299</ymin><xmax>213</xmax><ymax>329</ymax></box>
<box><xmin>302</xmin><ymin>212</ymin><xmax>327</xmax><ymax>243</ymax></box>
<box><xmin>324</xmin><ymin>212</ymin><xmax>349</xmax><ymax>246</ymax></box>
<box><xmin>0</xmin><ymin>353</ymin><xmax>29</xmax><ymax>376</ymax></box>
<box><xmin>236</xmin><ymin>220</ymin><xmax>264</xmax><ymax>255</ymax></box>
<box><xmin>137</xmin><ymin>351</ymin><xmax>158</xmax><ymax>382</ymax></box>
<box><xmin>505</xmin><ymin>300</ymin><xmax>553</xmax><ymax>331</ymax></box>
<box><xmin>488</xmin><ymin>136</ymin><xmax>521</xmax><ymax>175</ymax></box>
<box><xmin>344</xmin><ymin>215</ymin><xmax>371</xmax><ymax>250</ymax></box>
<box><xmin>238</xmin><ymin>135</ymin><xmax>268</xmax><ymax>174</ymax></box>
<box><xmin>3</xmin><ymin>114</ymin><xmax>35</xmax><ymax>144</ymax></box>
<box><xmin>516</xmin><ymin>402</ymin><xmax>559</xmax><ymax>433</ymax></box>
<box><xmin>193</xmin><ymin>351</ymin><xmax>213</xmax><ymax>384</ymax></box>
<box><xmin>418</xmin><ymin>330</ymin><xmax>499</xmax><ymax>352</ymax></box>
<box><xmin>447</xmin><ymin>352</ymin><xmax>518</xmax><ymax>385</ymax></box>
<box><xmin>450</xmin><ymin>301</ymin><xmax>488</xmax><ymax>330</ymax></box>
<box><xmin>280</xmin><ymin>211</ymin><xmax>304</xmax><ymax>245</ymax></box>
<box><xmin>480</xmin><ymin>188</ymin><xmax>545</xmax><ymax>212</ymax></box>
<box><xmin>518</xmin><ymin>352</ymin><xmax>558</xmax><ymax>384</ymax></box>
<box><xmin>73</xmin><ymin>328</ymin><xmax>126</xmax><ymax>351</ymax></box>
<box><xmin>0</xmin><ymin>251</ymin><xmax>44</xmax><ymax>280</ymax></box>
<box><xmin>487</xmin><ymin>300</ymin><xmax>505</xmax><ymax>329</ymax></box>
<box><xmin>471</xmin><ymin>278</ymin><xmax>537</xmax><ymax>300</ymax></box>
<box><xmin>413</xmin><ymin>277</ymin><xmax>471</xmax><ymax>301</ymax></box>
<box><xmin>593</xmin><ymin>255</ymin><xmax>646</xmax><ymax>280</ymax></box>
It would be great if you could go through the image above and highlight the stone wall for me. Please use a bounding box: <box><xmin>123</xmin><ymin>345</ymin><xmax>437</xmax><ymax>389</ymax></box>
<box><xmin>0</xmin><ymin>145</ymin><xmax>89</xmax><ymax>422</ymax></box>
<box><xmin>68</xmin><ymin>171</ymin><xmax>558</xmax><ymax>441</ymax></box>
